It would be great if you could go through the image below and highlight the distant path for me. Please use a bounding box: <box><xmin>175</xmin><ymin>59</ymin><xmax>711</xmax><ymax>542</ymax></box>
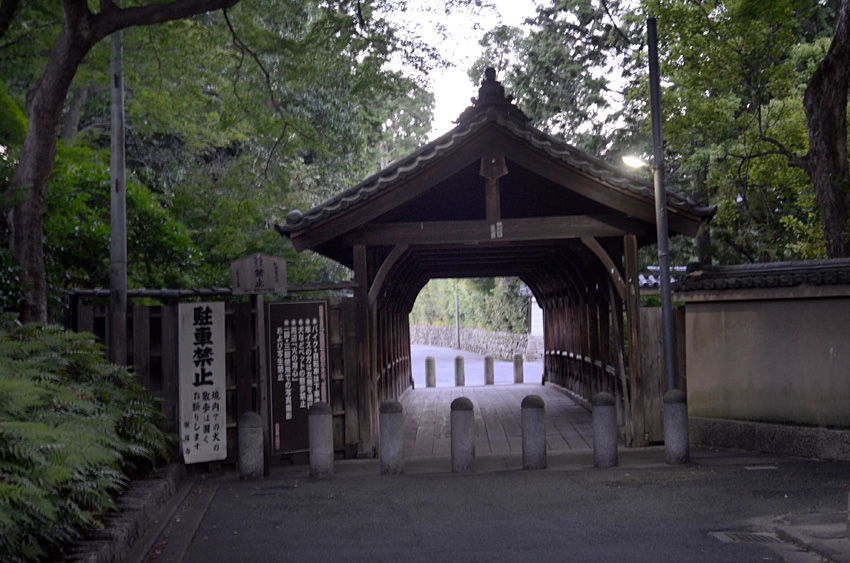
<box><xmin>404</xmin><ymin>346</ymin><xmax>592</xmax><ymax>459</ymax></box>
<box><xmin>410</xmin><ymin>344</ymin><xmax>544</xmax><ymax>388</ymax></box>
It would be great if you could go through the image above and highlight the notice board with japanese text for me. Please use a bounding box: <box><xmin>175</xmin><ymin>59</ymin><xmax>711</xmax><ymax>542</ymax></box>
<box><xmin>178</xmin><ymin>302</ymin><xmax>227</xmax><ymax>464</ymax></box>
<box><xmin>267</xmin><ymin>301</ymin><xmax>329</xmax><ymax>453</ymax></box>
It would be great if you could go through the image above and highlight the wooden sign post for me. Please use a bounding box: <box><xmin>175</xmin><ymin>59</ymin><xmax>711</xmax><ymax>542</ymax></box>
<box><xmin>230</xmin><ymin>253</ymin><xmax>287</xmax><ymax>475</ymax></box>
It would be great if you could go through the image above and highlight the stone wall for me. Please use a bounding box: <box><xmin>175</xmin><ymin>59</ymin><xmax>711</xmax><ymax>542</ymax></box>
<box><xmin>410</xmin><ymin>325</ymin><xmax>528</xmax><ymax>362</ymax></box>
<box><xmin>677</xmin><ymin>259</ymin><xmax>850</xmax><ymax>431</ymax></box>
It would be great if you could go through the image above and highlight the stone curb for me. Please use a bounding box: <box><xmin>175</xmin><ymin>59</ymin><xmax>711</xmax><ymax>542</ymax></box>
<box><xmin>690</xmin><ymin>417</ymin><xmax>850</xmax><ymax>462</ymax></box>
<box><xmin>776</xmin><ymin>523</ymin><xmax>850</xmax><ymax>563</ymax></box>
<box><xmin>64</xmin><ymin>464</ymin><xmax>186</xmax><ymax>563</ymax></box>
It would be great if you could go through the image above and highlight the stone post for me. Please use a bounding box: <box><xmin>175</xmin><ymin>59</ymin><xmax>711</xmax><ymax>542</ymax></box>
<box><xmin>513</xmin><ymin>354</ymin><xmax>524</xmax><ymax>383</ymax></box>
<box><xmin>238</xmin><ymin>411</ymin><xmax>264</xmax><ymax>480</ymax></box>
<box><xmin>592</xmin><ymin>392</ymin><xmax>618</xmax><ymax>468</ymax></box>
<box><xmin>664</xmin><ymin>389</ymin><xmax>690</xmax><ymax>464</ymax></box>
<box><xmin>308</xmin><ymin>402</ymin><xmax>334</xmax><ymax>478</ymax></box>
<box><xmin>379</xmin><ymin>400</ymin><xmax>404</xmax><ymax>475</ymax></box>
<box><xmin>521</xmin><ymin>395</ymin><xmax>546</xmax><ymax>470</ymax></box>
<box><xmin>454</xmin><ymin>355</ymin><xmax>465</xmax><ymax>387</ymax></box>
<box><xmin>426</xmin><ymin>356</ymin><xmax>436</xmax><ymax>388</ymax></box>
<box><xmin>484</xmin><ymin>355</ymin><xmax>495</xmax><ymax>385</ymax></box>
<box><xmin>451</xmin><ymin>397</ymin><xmax>475</xmax><ymax>473</ymax></box>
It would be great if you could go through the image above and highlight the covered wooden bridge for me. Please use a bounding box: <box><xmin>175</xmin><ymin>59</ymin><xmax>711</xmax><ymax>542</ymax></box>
<box><xmin>278</xmin><ymin>70</ymin><xmax>713</xmax><ymax>457</ymax></box>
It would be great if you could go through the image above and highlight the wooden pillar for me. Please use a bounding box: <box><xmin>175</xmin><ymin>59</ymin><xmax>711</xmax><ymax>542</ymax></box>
<box><xmin>235</xmin><ymin>302</ymin><xmax>253</xmax><ymax>420</ymax></box>
<box><xmin>588</xmin><ymin>289</ymin><xmax>601</xmax><ymax>398</ymax></box>
<box><xmin>252</xmin><ymin>294</ymin><xmax>271</xmax><ymax>475</ymax></box>
<box><xmin>608</xmin><ymin>278</ymin><xmax>632</xmax><ymax>443</ymax></box>
<box><xmin>342</xmin><ymin>297</ymin><xmax>359</xmax><ymax>458</ymax></box>
<box><xmin>161</xmin><ymin>301</ymin><xmax>179</xmax><ymax>434</ymax></box>
<box><xmin>598</xmin><ymin>288</ymin><xmax>611</xmax><ymax>393</ymax></box>
<box><xmin>624</xmin><ymin>234</ymin><xmax>645</xmax><ymax>446</ymax></box>
<box><xmin>580</xmin><ymin>296</ymin><xmax>592</xmax><ymax>399</ymax></box>
<box><xmin>353</xmin><ymin>245</ymin><xmax>374</xmax><ymax>456</ymax></box>
<box><xmin>132</xmin><ymin>305</ymin><xmax>150</xmax><ymax>389</ymax></box>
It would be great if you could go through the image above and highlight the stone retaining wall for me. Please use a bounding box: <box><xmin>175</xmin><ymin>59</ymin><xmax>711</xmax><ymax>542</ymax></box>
<box><xmin>410</xmin><ymin>325</ymin><xmax>528</xmax><ymax>362</ymax></box>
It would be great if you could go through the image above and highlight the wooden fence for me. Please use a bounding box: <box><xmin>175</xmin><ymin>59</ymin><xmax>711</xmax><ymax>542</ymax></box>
<box><xmin>69</xmin><ymin>294</ymin><xmax>355</xmax><ymax>466</ymax></box>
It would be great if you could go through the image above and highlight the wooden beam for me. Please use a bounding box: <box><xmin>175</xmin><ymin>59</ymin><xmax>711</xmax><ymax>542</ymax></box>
<box><xmin>342</xmin><ymin>215</ymin><xmax>634</xmax><ymax>246</ymax></box>
<box><xmin>479</xmin><ymin>128</ymin><xmax>704</xmax><ymax>236</ymax></box>
<box><xmin>485</xmin><ymin>179</ymin><xmax>501</xmax><ymax>223</ymax></box>
<box><xmin>623</xmin><ymin>234</ymin><xmax>645</xmax><ymax>447</ymax></box>
<box><xmin>353</xmin><ymin>245</ymin><xmax>374</xmax><ymax>455</ymax></box>
<box><xmin>480</xmin><ymin>154</ymin><xmax>507</xmax><ymax>224</ymax></box>
<box><xmin>368</xmin><ymin>244</ymin><xmax>408</xmax><ymax>307</ymax></box>
<box><xmin>581</xmin><ymin>237</ymin><xmax>627</xmax><ymax>301</ymax></box>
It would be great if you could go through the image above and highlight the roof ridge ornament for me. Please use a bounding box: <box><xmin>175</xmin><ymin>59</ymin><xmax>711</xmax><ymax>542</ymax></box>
<box><xmin>454</xmin><ymin>67</ymin><xmax>530</xmax><ymax>126</ymax></box>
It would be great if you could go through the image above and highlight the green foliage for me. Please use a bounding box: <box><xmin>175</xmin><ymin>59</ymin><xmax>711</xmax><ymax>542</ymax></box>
<box><xmin>0</xmin><ymin>318</ymin><xmax>173</xmax><ymax>563</ymax></box>
<box><xmin>0</xmin><ymin>81</ymin><xmax>26</xmax><ymax>145</ymax></box>
<box><xmin>42</xmin><ymin>145</ymin><xmax>204</xmax><ymax>301</ymax></box>
<box><xmin>644</xmin><ymin>0</ymin><xmax>835</xmax><ymax>262</ymax></box>
<box><xmin>472</xmin><ymin>0</ymin><xmax>646</xmax><ymax>155</ymax></box>
<box><xmin>410</xmin><ymin>277</ymin><xmax>529</xmax><ymax>334</ymax></box>
<box><xmin>110</xmin><ymin>2</ymin><xmax>439</xmax><ymax>286</ymax></box>
<box><xmin>473</xmin><ymin>0</ymin><xmax>840</xmax><ymax>264</ymax></box>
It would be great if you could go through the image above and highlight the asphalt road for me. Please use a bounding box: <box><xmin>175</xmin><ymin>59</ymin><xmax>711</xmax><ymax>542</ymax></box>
<box><xmin>148</xmin><ymin>448</ymin><xmax>849</xmax><ymax>563</ymax></box>
<box><xmin>410</xmin><ymin>344</ymin><xmax>544</xmax><ymax>388</ymax></box>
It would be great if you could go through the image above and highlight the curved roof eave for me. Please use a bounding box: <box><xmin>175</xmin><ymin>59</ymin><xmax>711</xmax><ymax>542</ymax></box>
<box><xmin>277</xmin><ymin>106</ymin><xmax>716</xmax><ymax>243</ymax></box>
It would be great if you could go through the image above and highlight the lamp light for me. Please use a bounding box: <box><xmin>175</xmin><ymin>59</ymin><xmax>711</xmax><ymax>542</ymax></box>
<box><xmin>622</xmin><ymin>155</ymin><xmax>649</xmax><ymax>169</ymax></box>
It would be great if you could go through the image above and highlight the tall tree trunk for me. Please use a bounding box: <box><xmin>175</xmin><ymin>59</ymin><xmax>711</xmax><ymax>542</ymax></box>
<box><xmin>8</xmin><ymin>0</ymin><xmax>241</xmax><ymax>323</ymax></box>
<box><xmin>61</xmin><ymin>87</ymin><xmax>91</xmax><ymax>141</ymax></box>
<box><xmin>803</xmin><ymin>0</ymin><xmax>850</xmax><ymax>258</ymax></box>
<box><xmin>10</xmin><ymin>6</ymin><xmax>91</xmax><ymax>323</ymax></box>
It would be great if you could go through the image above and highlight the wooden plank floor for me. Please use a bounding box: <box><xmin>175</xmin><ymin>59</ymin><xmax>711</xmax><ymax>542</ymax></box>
<box><xmin>400</xmin><ymin>384</ymin><xmax>593</xmax><ymax>459</ymax></box>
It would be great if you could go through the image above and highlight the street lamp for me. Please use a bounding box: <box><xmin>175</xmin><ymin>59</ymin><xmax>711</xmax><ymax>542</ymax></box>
<box><xmin>627</xmin><ymin>18</ymin><xmax>689</xmax><ymax>465</ymax></box>
<box><xmin>621</xmin><ymin>155</ymin><xmax>649</xmax><ymax>169</ymax></box>
<box><xmin>624</xmin><ymin>18</ymin><xmax>677</xmax><ymax>395</ymax></box>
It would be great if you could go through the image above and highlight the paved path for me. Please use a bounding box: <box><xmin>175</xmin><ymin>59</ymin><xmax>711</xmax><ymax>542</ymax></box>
<box><xmin>410</xmin><ymin>344</ymin><xmax>545</xmax><ymax>388</ymax></box>
<box><xmin>129</xmin><ymin>450</ymin><xmax>850</xmax><ymax>563</ymax></box>
<box><xmin>401</xmin><ymin>385</ymin><xmax>592</xmax><ymax>459</ymax></box>
<box><xmin>405</xmin><ymin>345</ymin><xmax>592</xmax><ymax>460</ymax></box>
<box><xmin>116</xmin><ymin>346</ymin><xmax>850</xmax><ymax>563</ymax></box>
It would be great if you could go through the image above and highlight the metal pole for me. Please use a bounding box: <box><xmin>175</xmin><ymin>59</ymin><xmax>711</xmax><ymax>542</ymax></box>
<box><xmin>109</xmin><ymin>20</ymin><xmax>127</xmax><ymax>365</ymax></box>
<box><xmin>648</xmin><ymin>18</ymin><xmax>677</xmax><ymax>392</ymax></box>
<box><xmin>455</xmin><ymin>280</ymin><xmax>460</xmax><ymax>349</ymax></box>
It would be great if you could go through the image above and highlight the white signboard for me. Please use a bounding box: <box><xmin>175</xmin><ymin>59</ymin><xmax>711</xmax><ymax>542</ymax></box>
<box><xmin>178</xmin><ymin>302</ymin><xmax>227</xmax><ymax>464</ymax></box>
<box><xmin>230</xmin><ymin>253</ymin><xmax>287</xmax><ymax>295</ymax></box>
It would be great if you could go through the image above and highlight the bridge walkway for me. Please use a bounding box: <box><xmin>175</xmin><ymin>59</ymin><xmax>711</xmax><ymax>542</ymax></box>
<box><xmin>403</xmin><ymin>345</ymin><xmax>594</xmax><ymax>459</ymax></box>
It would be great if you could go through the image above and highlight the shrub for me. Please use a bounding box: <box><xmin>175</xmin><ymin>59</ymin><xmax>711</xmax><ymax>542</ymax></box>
<box><xmin>0</xmin><ymin>318</ymin><xmax>174</xmax><ymax>562</ymax></box>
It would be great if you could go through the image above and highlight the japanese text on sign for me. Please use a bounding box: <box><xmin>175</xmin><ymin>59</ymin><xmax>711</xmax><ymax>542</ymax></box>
<box><xmin>178</xmin><ymin>302</ymin><xmax>227</xmax><ymax>464</ymax></box>
<box><xmin>267</xmin><ymin>301</ymin><xmax>328</xmax><ymax>453</ymax></box>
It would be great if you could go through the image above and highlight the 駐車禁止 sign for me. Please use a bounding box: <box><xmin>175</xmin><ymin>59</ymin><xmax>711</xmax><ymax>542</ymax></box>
<box><xmin>178</xmin><ymin>302</ymin><xmax>227</xmax><ymax>464</ymax></box>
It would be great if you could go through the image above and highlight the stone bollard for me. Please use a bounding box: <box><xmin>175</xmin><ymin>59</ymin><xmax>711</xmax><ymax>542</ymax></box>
<box><xmin>592</xmin><ymin>392</ymin><xmax>618</xmax><ymax>468</ymax></box>
<box><xmin>451</xmin><ymin>397</ymin><xmax>475</xmax><ymax>473</ymax></box>
<box><xmin>521</xmin><ymin>395</ymin><xmax>547</xmax><ymax>470</ymax></box>
<box><xmin>664</xmin><ymin>389</ymin><xmax>690</xmax><ymax>465</ymax></box>
<box><xmin>455</xmin><ymin>355</ymin><xmax>465</xmax><ymax>387</ymax></box>
<box><xmin>308</xmin><ymin>402</ymin><xmax>334</xmax><ymax>478</ymax></box>
<box><xmin>484</xmin><ymin>355</ymin><xmax>495</xmax><ymax>385</ymax></box>
<box><xmin>514</xmin><ymin>354</ymin><xmax>524</xmax><ymax>383</ymax></box>
<box><xmin>426</xmin><ymin>356</ymin><xmax>436</xmax><ymax>388</ymax></box>
<box><xmin>379</xmin><ymin>400</ymin><xmax>404</xmax><ymax>475</ymax></box>
<box><xmin>238</xmin><ymin>411</ymin><xmax>264</xmax><ymax>480</ymax></box>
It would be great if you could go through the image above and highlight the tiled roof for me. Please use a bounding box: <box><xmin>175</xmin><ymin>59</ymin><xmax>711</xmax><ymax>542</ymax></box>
<box><xmin>675</xmin><ymin>259</ymin><xmax>850</xmax><ymax>292</ymax></box>
<box><xmin>640</xmin><ymin>266</ymin><xmax>688</xmax><ymax>289</ymax></box>
<box><xmin>280</xmin><ymin>104</ymin><xmax>715</xmax><ymax>235</ymax></box>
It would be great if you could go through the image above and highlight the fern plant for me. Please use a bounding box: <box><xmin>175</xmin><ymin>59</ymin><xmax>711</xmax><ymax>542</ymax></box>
<box><xmin>0</xmin><ymin>317</ymin><xmax>174</xmax><ymax>563</ymax></box>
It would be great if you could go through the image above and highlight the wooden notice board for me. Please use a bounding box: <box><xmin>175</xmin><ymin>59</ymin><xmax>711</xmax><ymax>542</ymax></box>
<box><xmin>266</xmin><ymin>301</ymin><xmax>329</xmax><ymax>453</ymax></box>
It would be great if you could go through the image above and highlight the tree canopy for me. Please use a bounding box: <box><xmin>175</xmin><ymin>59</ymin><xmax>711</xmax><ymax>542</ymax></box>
<box><xmin>0</xmin><ymin>0</ymin><xmax>481</xmax><ymax>321</ymax></box>
<box><xmin>473</xmin><ymin>0</ymin><xmax>850</xmax><ymax>264</ymax></box>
